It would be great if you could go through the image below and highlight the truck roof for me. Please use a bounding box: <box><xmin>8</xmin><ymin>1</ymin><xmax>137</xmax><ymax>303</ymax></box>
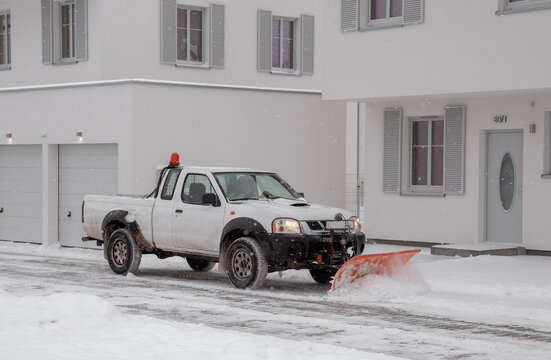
<box><xmin>172</xmin><ymin>165</ymin><xmax>273</xmax><ymax>173</ymax></box>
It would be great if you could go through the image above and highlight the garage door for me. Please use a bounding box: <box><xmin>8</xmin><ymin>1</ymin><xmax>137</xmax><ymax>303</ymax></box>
<box><xmin>58</xmin><ymin>144</ymin><xmax>118</xmax><ymax>248</ymax></box>
<box><xmin>0</xmin><ymin>145</ymin><xmax>42</xmax><ymax>244</ymax></box>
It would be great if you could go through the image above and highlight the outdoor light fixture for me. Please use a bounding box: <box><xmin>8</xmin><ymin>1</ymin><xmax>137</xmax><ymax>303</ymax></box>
<box><xmin>6</xmin><ymin>132</ymin><xmax>12</xmax><ymax>138</ymax></box>
<box><xmin>76</xmin><ymin>131</ymin><xmax>83</xmax><ymax>137</ymax></box>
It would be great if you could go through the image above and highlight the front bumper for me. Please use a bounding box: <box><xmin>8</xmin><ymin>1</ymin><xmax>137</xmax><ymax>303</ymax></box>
<box><xmin>258</xmin><ymin>230</ymin><xmax>366</xmax><ymax>271</ymax></box>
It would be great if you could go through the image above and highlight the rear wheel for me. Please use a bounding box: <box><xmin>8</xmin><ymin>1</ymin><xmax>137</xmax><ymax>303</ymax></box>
<box><xmin>309</xmin><ymin>268</ymin><xmax>337</xmax><ymax>284</ymax></box>
<box><xmin>226</xmin><ymin>237</ymin><xmax>267</xmax><ymax>289</ymax></box>
<box><xmin>106</xmin><ymin>228</ymin><xmax>142</xmax><ymax>275</ymax></box>
<box><xmin>186</xmin><ymin>258</ymin><xmax>215</xmax><ymax>272</ymax></box>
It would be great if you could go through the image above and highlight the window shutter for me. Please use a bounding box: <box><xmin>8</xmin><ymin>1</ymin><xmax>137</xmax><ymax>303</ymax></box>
<box><xmin>210</xmin><ymin>4</ymin><xmax>224</xmax><ymax>68</ymax></box>
<box><xmin>341</xmin><ymin>0</ymin><xmax>358</xmax><ymax>32</ymax></box>
<box><xmin>301</xmin><ymin>15</ymin><xmax>314</xmax><ymax>75</ymax></box>
<box><xmin>42</xmin><ymin>0</ymin><xmax>53</xmax><ymax>64</ymax></box>
<box><xmin>161</xmin><ymin>0</ymin><xmax>176</xmax><ymax>64</ymax></box>
<box><xmin>444</xmin><ymin>105</ymin><xmax>466</xmax><ymax>194</ymax></box>
<box><xmin>383</xmin><ymin>108</ymin><xmax>402</xmax><ymax>193</ymax></box>
<box><xmin>75</xmin><ymin>0</ymin><xmax>88</xmax><ymax>61</ymax></box>
<box><xmin>257</xmin><ymin>10</ymin><xmax>272</xmax><ymax>72</ymax></box>
<box><xmin>403</xmin><ymin>0</ymin><xmax>424</xmax><ymax>25</ymax></box>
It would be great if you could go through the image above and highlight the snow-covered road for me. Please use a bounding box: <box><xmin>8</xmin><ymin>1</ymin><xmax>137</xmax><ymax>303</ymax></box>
<box><xmin>1</xmin><ymin>242</ymin><xmax>550</xmax><ymax>359</ymax></box>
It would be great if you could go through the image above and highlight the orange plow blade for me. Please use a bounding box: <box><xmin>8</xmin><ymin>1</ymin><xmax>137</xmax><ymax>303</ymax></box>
<box><xmin>331</xmin><ymin>249</ymin><xmax>421</xmax><ymax>291</ymax></box>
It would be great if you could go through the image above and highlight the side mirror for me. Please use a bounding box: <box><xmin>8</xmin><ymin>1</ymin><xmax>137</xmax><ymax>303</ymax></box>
<box><xmin>297</xmin><ymin>192</ymin><xmax>305</xmax><ymax>198</ymax></box>
<box><xmin>202</xmin><ymin>193</ymin><xmax>218</xmax><ymax>206</ymax></box>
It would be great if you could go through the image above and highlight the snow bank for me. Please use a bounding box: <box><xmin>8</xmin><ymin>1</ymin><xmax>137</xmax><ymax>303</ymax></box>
<box><xmin>0</xmin><ymin>292</ymin><xmax>401</xmax><ymax>360</ymax></box>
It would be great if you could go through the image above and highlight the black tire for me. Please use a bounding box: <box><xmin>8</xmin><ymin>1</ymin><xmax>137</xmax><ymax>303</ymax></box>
<box><xmin>309</xmin><ymin>268</ymin><xmax>338</xmax><ymax>284</ymax></box>
<box><xmin>226</xmin><ymin>237</ymin><xmax>268</xmax><ymax>290</ymax></box>
<box><xmin>106</xmin><ymin>228</ymin><xmax>142</xmax><ymax>275</ymax></box>
<box><xmin>186</xmin><ymin>258</ymin><xmax>215</xmax><ymax>272</ymax></box>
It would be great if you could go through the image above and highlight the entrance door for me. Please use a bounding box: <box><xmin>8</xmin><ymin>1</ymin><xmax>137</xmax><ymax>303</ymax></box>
<box><xmin>486</xmin><ymin>131</ymin><xmax>523</xmax><ymax>243</ymax></box>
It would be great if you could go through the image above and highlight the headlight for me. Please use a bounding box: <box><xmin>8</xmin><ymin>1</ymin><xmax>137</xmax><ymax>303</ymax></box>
<box><xmin>350</xmin><ymin>216</ymin><xmax>362</xmax><ymax>232</ymax></box>
<box><xmin>272</xmin><ymin>218</ymin><xmax>301</xmax><ymax>234</ymax></box>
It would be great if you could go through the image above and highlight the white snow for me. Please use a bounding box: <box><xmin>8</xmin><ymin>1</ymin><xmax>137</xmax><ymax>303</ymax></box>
<box><xmin>1</xmin><ymin>241</ymin><xmax>551</xmax><ymax>359</ymax></box>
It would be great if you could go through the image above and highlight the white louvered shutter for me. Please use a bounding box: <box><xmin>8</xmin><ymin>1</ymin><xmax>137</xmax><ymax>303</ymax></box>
<box><xmin>341</xmin><ymin>0</ymin><xmax>358</xmax><ymax>32</ymax></box>
<box><xmin>444</xmin><ymin>105</ymin><xmax>466</xmax><ymax>194</ymax></box>
<box><xmin>161</xmin><ymin>0</ymin><xmax>176</xmax><ymax>64</ymax></box>
<box><xmin>257</xmin><ymin>10</ymin><xmax>272</xmax><ymax>72</ymax></box>
<box><xmin>403</xmin><ymin>0</ymin><xmax>424</xmax><ymax>25</ymax></box>
<box><xmin>383</xmin><ymin>108</ymin><xmax>402</xmax><ymax>193</ymax></box>
<box><xmin>75</xmin><ymin>0</ymin><xmax>88</xmax><ymax>61</ymax></box>
<box><xmin>210</xmin><ymin>4</ymin><xmax>224</xmax><ymax>68</ymax></box>
<box><xmin>42</xmin><ymin>0</ymin><xmax>53</xmax><ymax>64</ymax></box>
<box><xmin>301</xmin><ymin>15</ymin><xmax>314</xmax><ymax>75</ymax></box>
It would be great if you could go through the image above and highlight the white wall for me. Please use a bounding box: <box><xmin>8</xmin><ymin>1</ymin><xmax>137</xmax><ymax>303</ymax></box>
<box><xmin>358</xmin><ymin>93</ymin><xmax>551</xmax><ymax>251</ymax></box>
<box><xmin>322</xmin><ymin>0</ymin><xmax>551</xmax><ymax>100</ymax></box>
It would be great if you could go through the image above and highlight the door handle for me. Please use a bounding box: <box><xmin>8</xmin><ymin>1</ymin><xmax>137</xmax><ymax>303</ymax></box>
<box><xmin>67</xmin><ymin>211</ymin><xmax>72</xmax><ymax>218</ymax></box>
<box><xmin>175</xmin><ymin>209</ymin><xmax>183</xmax><ymax>214</ymax></box>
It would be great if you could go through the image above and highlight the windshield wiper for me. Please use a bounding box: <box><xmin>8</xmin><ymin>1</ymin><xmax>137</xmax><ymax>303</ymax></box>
<box><xmin>230</xmin><ymin>197</ymin><xmax>260</xmax><ymax>201</ymax></box>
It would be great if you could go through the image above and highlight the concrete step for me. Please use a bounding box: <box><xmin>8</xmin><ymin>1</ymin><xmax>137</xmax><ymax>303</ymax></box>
<box><xmin>431</xmin><ymin>243</ymin><xmax>526</xmax><ymax>257</ymax></box>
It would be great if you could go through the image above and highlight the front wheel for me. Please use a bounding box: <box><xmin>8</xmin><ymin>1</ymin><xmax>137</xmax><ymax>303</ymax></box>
<box><xmin>186</xmin><ymin>258</ymin><xmax>215</xmax><ymax>272</ymax></box>
<box><xmin>106</xmin><ymin>228</ymin><xmax>142</xmax><ymax>275</ymax></box>
<box><xmin>309</xmin><ymin>268</ymin><xmax>338</xmax><ymax>284</ymax></box>
<box><xmin>226</xmin><ymin>237</ymin><xmax>268</xmax><ymax>289</ymax></box>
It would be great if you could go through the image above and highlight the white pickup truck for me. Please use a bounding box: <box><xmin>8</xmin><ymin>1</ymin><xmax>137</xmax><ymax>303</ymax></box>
<box><xmin>82</xmin><ymin>162</ymin><xmax>365</xmax><ymax>289</ymax></box>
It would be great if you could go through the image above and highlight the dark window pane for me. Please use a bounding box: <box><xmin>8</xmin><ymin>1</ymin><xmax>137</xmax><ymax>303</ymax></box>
<box><xmin>272</xmin><ymin>19</ymin><xmax>280</xmax><ymax>38</ymax></box>
<box><xmin>177</xmin><ymin>28</ymin><xmax>187</xmax><ymax>61</ymax></box>
<box><xmin>500</xmin><ymin>153</ymin><xmax>515</xmax><ymax>211</ymax></box>
<box><xmin>371</xmin><ymin>0</ymin><xmax>387</xmax><ymax>20</ymax></box>
<box><xmin>6</xmin><ymin>14</ymin><xmax>9</xmax><ymax>64</ymax></box>
<box><xmin>62</xmin><ymin>25</ymin><xmax>71</xmax><ymax>58</ymax></box>
<box><xmin>61</xmin><ymin>5</ymin><xmax>70</xmax><ymax>25</ymax></box>
<box><xmin>432</xmin><ymin>120</ymin><xmax>444</xmax><ymax>146</ymax></box>
<box><xmin>412</xmin><ymin>147</ymin><xmax>428</xmax><ymax>185</ymax></box>
<box><xmin>272</xmin><ymin>38</ymin><xmax>280</xmax><ymax>67</ymax></box>
<box><xmin>390</xmin><ymin>0</ymin><xmax>402</xmax><ymax>17</ymax></box>
<box><xmin>412</xmin><ymin>121</ymin><xmax>428</xmax><ymax>146</ymax></box>
<box><xmin>177</xmin><ymin>8</ymin><xmax>187</xmax><ymax>28</ymax></box>
<box><xmin>282</xmin><ymin>39</ymin><xmax>293</xmax><ymax>69</ymax></box>
<box><xmin>190</xmin><ymin>10</ymin><xmax>202</xmax><ymax>30</ymax></box>
<box><xmin>282</xmin><ymin>20</ymin><xmax>294</xmax><ymax>39</ymax></box>
<box><xmin>189</xmin><ymin>29</ymin><xmax>202</xmax><ymax>62</ymax></box>
<box><xmin>0</xmin><ymin>15</ymin><xmax>5</xmax><ymax>65</ymax></box>
<box><xmin>431</xmin><ymin>147</ymin><xmax>444</xmax><ymax>186</ymax></box>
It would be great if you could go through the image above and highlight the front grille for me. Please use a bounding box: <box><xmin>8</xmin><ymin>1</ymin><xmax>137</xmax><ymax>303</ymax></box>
<box><xmin>306</xmin><ymin>221</ymin><xmax>326</xmax><ymax>231</ymax></box>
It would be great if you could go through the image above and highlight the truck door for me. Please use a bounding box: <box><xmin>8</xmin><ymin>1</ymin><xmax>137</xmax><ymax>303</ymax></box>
<box><xmin>171</xmin><ymin>173</ymin><xmax>225</xmax><ymax>254</ymax></box>
<box><xmin>152</xmin><ymin>168</ymin><xmax>182</xmax><ymax>249</ymax></box>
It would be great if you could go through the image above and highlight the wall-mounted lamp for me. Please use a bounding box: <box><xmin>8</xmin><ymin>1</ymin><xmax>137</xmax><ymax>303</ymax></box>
<box><xmin>6</xmin><ymin>132</ymin><xmax>12</xmax><ymax>138</ymax></box>
<box><xmin>76</xmin><ymin>131</ymin><xmax>83</xmax><ymax>137</ymax></box>
<box><xmin>529</xmin><ymin>124</ymin><xmax>536</xmax><ymax>133</ymax></box>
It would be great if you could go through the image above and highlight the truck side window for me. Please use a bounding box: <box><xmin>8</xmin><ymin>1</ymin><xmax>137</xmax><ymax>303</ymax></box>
<box><xmin>182</xmin><ymin>174</ymin><xmax>217</xmax><ymax>205</ymax></box>
<box><xmin>160</xmin><ymin>169</ymin><xmax>181</xmax><ymax>200</ymax></box>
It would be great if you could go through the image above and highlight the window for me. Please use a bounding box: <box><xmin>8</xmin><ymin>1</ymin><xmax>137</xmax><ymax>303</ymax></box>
<box><xmin>271</xmin><ymin>17</ymin><xmax>295</xmax><ymax>71</ymax></box>
<box><xmin>340</xmin><ymin>0</ymin><xmax>424</xmax><ymax>32</ymax></box>
<box><xmin>0</xmin><ymin>11</ymin><xmax>10</xmax><ymax>70</ymax></box>
<box><xmin>544</xmin><ymin>112</ymin><xmax>551</xmax><ymax>177</ymax></box>
<box><xmin>497</xmin><ymin>0</ymin><xmax>551</xmax><ymax>14</ymax></box>
<box><xmin>181</xmin><ymin>174</ymin><xmax>218</xmax><ymax>205</ymax></box>
<box><xmin>160</xmin><ymin>169</ymin><xmax>181</xmax><ymax>200</ymax></box>
<box><xmin>257</xmin><ymin>10</ymin><xmax>315</xmax><ymax>75</ymax></box>
<box><xmin>409</xmin><ymin>117</ymin><xmax>444</xmax><ymax>192</ymax></box>
<box><xmin>60</xmin><ymin>1</ymin><xmax>75</xmax><ymax>61</ymax></box>
<box><xmin>369</xmin><ymin>0</ymin><xmax>402</xmax><ymax>23</ymax></box>
<box><xmin>41</xmin><ymin>0</ymin><xmax>88</xmax><ymax>65</ymax></box>
<box><xmin>177</xmin><ymin>6</ymin><xmax>203</xmax><ymax>64</ymax></box>
<box><xmin>161</xmin><ymin>2</ymin><xmax>224</xmax><ymax>68</ymax></box>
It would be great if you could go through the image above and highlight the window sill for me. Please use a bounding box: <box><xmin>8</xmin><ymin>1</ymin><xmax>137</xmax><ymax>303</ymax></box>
<box><xmin>0</xmin><ymin>65</ymin><xmax>11</xmax><ymax>71</ymax></box>
<box><xmin>401</xmin><ymin>192</ymin><xmax>445</xmax><ymax>197</ymax></box>
<box><xmin>360</xmin><ymin>18</ymin><xmax>403</xmax><ymax>31</ymax></box>
<box><xmin>541</xmin><ymin>173</ymin><xmax>551</xmax><ymax>179</ymax></box>
<box><xmin>53</xmin><ymin>59</ymin><xmax>79</xmax><ymax>66</ymax></box>
<box><xmin>270</xmin><ymin>70</ymin><xmax>301</xmax><ymax>76</ymax></box>
<box><xmin>496</xmin><ymin>2</ymin><xmax>551</xmax><ymax>15</ymax></box>
<box><xmin>175</xmin><ymin>62</ymin><xmax>211</xmax><ymax>70</ymax></box>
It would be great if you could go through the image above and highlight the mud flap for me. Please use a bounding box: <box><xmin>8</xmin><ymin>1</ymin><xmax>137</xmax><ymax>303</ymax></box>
<box><xmin>331</xmin><ymin>249</ymin><xmax>421</xmax><ymax>291</ymax></box>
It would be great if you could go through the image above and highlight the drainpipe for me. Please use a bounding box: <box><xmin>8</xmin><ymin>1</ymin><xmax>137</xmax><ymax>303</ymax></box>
<box><xmin>356</xmin><ymin>102</ymin><xmax>361</xmax><ymax>218</ymax></box>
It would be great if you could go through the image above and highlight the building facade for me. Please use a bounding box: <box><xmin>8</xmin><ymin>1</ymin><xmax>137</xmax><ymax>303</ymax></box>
<box><xmin>327</xmin><ymin>0</ymin><xmax>551</xmax><ymax>251</ymax></box>
<box><xmin>0</xmin><ymin>0</ymin><xmax>346</xmax><ymax>248</ymax></box>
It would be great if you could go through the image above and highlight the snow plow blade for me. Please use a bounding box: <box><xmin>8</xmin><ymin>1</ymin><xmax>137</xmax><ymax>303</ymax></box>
<box><xmin>331</xmin><ymin>249</ymin><xmax>421</xmax><ymax>290</ymax></box>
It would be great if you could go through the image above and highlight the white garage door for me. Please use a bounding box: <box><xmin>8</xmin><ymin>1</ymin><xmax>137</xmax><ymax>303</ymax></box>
<box><xmin>0</xmin><ymin>145</ymin><xmax>43</xmax><ymax>244</ymax></box>
<box><xmin>58</xmin><ymin>144</ymin><xmax>118</xmax><ymax>248</ymax></box>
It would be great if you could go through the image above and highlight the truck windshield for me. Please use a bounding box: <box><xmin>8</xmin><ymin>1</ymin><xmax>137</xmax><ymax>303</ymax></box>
<box><xmin>214</xmin><ymin>172</ymin><xmax>300</xmax><ymax>201</ymax></box>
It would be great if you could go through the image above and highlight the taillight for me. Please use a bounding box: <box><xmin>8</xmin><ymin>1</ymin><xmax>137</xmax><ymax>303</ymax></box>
<box><xmin>81</xmin><ymin>201</ymin><xmax>85</xmax><ymax>223</ymax></box>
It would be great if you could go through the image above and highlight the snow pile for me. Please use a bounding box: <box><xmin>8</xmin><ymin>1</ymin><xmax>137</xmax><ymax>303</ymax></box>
<box><xmin>329</xmin><ymin>263</ymin><xmax>429</xmax><ymax>301</ymax></box>
<box><xmin>0</xmin><ymin>292</ymin><xmax>402</xmax><ymax>360</ymax></box>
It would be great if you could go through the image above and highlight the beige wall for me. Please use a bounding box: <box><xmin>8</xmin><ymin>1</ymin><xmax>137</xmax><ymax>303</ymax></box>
<box><xmin>359</xmin><ymin>93</ymin><xmax>551</xmax><ymax>251</ymax></box>
<box><xmin>322</xmin><ymin>0</ymin><xmax>551</xmax><ymax>100</ymax></box>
